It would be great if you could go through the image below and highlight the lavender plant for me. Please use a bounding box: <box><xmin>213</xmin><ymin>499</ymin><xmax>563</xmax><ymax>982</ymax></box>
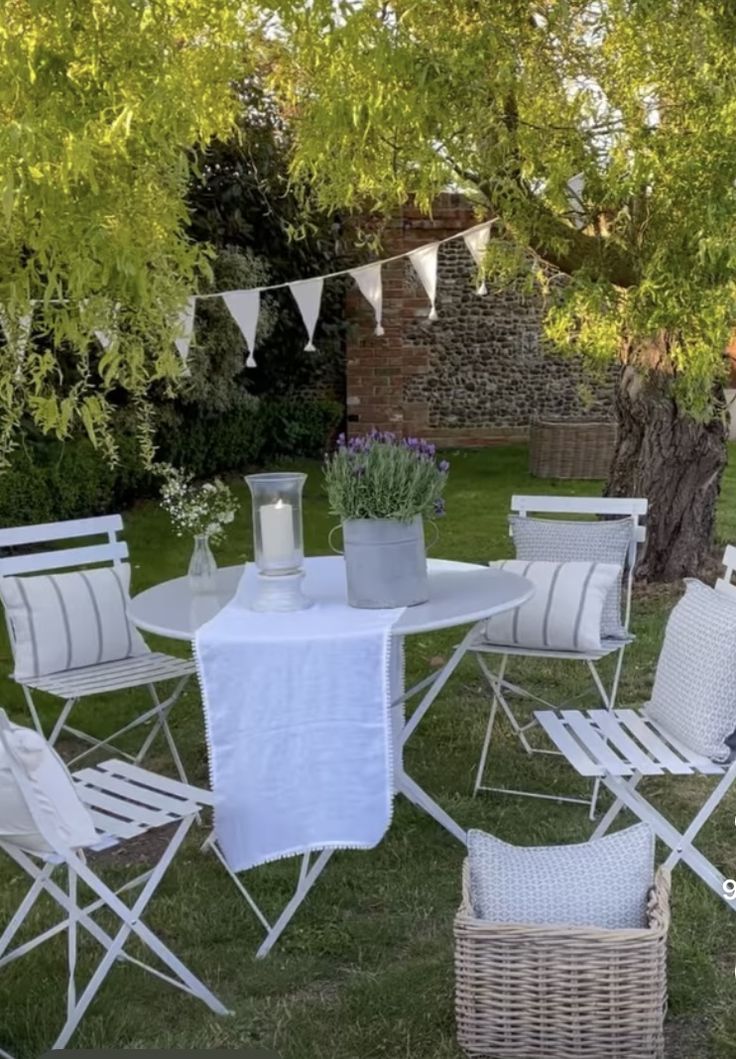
<box><xmin>324</xmin><ymin>431</ymin><xmax>449</xmax><ymax>522</ymax></box>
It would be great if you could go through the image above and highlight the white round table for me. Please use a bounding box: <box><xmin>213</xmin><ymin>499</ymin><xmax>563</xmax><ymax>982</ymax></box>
<box><xmin>128</xmin><ymin>555</ymin><xmax>532</xmax><ymax>846</ymax></box>
<box><xmin>128</xmin><ymin>557</ymin><xmax>532</xmax><ymax>640</ymax></box>
<box><xmin>128</xmin><ymin>556</ymin><xmax>532</xmax><ymax>957</ymax></box>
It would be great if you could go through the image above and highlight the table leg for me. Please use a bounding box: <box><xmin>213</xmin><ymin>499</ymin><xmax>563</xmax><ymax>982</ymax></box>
<box><xmin>391</xmin><ymin>627</ymin><xmax>479</xmax><ymax>845</ymax></box>
<box><xmin>396</xmin><ymin>772</ymin><xmax>467</xmax><ymax>844</ymax></box>
<box><xmin>255</xmin><ymin>848</ymin><xmax>335</xmax><ymax>959</ymax></box>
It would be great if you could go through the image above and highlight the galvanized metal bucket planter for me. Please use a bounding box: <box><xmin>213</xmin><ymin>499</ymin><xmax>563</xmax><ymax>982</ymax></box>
<box><xmin>332</xmin><ymin>515</ymin><xmax>430</xmax><ymax>609</ymax></box>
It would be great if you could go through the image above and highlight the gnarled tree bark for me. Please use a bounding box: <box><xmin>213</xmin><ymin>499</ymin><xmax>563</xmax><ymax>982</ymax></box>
<box><xmin>605</xmin><ymin>362</ymin><xmax>728</xmax><ymax>581</ymax></box>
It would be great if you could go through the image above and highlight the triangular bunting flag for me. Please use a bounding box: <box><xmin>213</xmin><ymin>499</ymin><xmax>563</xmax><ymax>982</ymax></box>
<box><xmin>408</xmin><ymin>242</ymin><xmax>440</xmax><ymax>320</ymax></box>
<box><xmin>0</xmin><ymin>307</ymin><xmax>33</xmax><ymax>377</ymax></box>
<box><xmin>566</xmin><ymin>172</ymin><xmax>586</xmax><ymax>229</ymax></box>
<box><xmin>463</xmin><ymin>221</ymin><xmax>493</xmax><ymax>295</ymax></box>
<box><xmin>81</xmin><ymin>298</ymin><xmax>119</xmax><ymax>350</ymax></box>
<box><xmin>222</xmin><ymin>288</ymin><xmax>260</xmax><ymax>367</ymax></box>
<box><xmin>289</xmin><ymin>277</ymin><xmax>323</xmax><ymax>352</ymax></box>
<box><xmin>349</xmin><ymin>262</ymin><xmax>384</xmax><ymax>336</ymax></box>
<box><xmin>174</xmin><ymin>297</ymin><xmax>196</xmax><ymax>363</ymax></box>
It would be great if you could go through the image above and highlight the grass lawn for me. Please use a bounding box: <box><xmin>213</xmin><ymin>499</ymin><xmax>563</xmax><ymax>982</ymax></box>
<box><xmin>2</xmin><ymin>444</ymin><xmax>736</xmax><ymax>1058</ymax></box>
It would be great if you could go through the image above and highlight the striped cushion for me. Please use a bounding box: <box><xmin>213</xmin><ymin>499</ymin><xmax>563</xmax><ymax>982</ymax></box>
<box><xmin>484</xmin><ymin>560</ymin><xmax>621</xmax><ymax>653</ymax></box>
<box><xmin>510</xmin><ymin>515</ymin><xmax>633</xmax><ymax>640</ymax></box>
<box><xmin>0</xmin><ymin>564</ymin><xmax>149</xmax><ymax>680</ymax></box>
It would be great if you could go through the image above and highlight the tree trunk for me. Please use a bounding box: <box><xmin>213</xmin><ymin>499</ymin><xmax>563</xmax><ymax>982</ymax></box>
<box><xmin>605</xmin><ymin>363</ymin><xmax>728</xmax><ymax>582</ymax></box>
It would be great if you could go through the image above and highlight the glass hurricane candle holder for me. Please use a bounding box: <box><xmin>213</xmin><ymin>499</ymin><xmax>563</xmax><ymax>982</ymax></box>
<box><xmin>245</xmin><ymin>472</ymin><xmax>312</xmax><ymax>611</ymax></box>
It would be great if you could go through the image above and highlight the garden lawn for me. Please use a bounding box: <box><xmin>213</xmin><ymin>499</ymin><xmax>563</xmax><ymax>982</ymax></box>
<box><xmin>1</xmin><ymin>445</ymin><xmax>736</xmax><ymax>1058</ymax></box>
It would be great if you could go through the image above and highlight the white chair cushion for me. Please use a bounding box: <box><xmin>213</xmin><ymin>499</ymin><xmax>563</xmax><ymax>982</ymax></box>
<box><xmin>510</xmin><ymin>515</ymin><xmax>633</xmax><ymax>640</ymax></box>
<box><xmin>645</xmin><ymin>579</ymin><xmax>736</xmax><ymax>761</ymax></box>
<box><xmin>468</xmin><ymin>823</ymin><xmax>655</xmax><ymax>929</ymax></box>
<box><xmin>0</xmin><ymin>721</ymin><xmax>98</xmax><ymax>854</ymax></box>
<box><xmin>0</xmin><ymin>563</ymin><xmax>149</xmax><ymax>681</ymax></box>
<box><xmin>484</xmin><ymin>560</ymin><xmax>621</xmax><ymax>653</ymax></box>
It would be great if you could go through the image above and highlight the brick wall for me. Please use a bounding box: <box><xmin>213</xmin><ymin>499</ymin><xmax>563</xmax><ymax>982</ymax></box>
<box><xmin>345</xmin><ymin>195</ymin><xmax>617</xmax><ymax>445</ymax></box>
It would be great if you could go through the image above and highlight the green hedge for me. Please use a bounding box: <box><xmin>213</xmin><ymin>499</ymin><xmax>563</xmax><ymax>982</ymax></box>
<box><xmin>0</xmin><ymin>396</ymin><xmax>343</xmax><ymax>527</ymax></box>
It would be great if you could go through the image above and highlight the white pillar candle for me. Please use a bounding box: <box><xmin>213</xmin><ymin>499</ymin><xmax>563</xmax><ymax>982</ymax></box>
<box><xmin>260</xmin><ymin>498</ymin><xmax>296</xmax><ymax>566</ymax></box>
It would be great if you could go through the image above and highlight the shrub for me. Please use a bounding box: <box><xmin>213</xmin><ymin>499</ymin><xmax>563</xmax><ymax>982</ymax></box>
<box><xmin>259</xmin><ymin>397</ymin><xmax>343</xmax><ymax>460</ymax></box>
<box><xmin>0</xmin><ymin>463</ymin><xmax>54</xmax><ymax>527</ymax></box>
<box><xmin>156</xmin><ymin>394</ymin><xmax>265</xmax><ymax>477</ymax></box>
<box><xmin>0</xmin><ymin>394</ymin><xmax>343</xmax><ymax>528</ymax></box>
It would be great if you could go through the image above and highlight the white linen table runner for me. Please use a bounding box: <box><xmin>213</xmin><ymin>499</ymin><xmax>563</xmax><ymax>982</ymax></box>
<box><xmin>194</xmin><ymin>558</ymin><xmax>404</xmax><ymax>872</ymax></box>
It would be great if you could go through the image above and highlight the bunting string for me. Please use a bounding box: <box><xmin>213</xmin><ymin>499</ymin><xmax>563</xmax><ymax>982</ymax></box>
<box><xmin>1</xmin><ymin>217</ymin><xmax>498</xmax><ymax>369</ymax></box>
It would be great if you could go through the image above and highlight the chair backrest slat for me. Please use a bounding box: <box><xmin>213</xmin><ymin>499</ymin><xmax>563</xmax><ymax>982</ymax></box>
<box><xmin>511</xmin><ymin>495</ymin><xmax>648</xmax><ymax>544</ymax></box>
<box><xmin>0</xmin><ymin>514</ymin><xmax>127</xmax><ymax>577</ymax></box>
<box><xmin>0</xmin><ymin>541</ymin><xmax>129</xmax><ymax>576</ymax></box>
<box><xmin>0</xmin><ymin>513</ymin><xmax>123</xmax><ymax>549</ymax></box>
<box><xmin>715</xmin><ymin>544</ymin><xmax>736</xmax><ymax>601</ymax></box>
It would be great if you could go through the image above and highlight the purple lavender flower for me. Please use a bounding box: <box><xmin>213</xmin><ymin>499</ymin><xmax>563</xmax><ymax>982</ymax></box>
<box><xmin>336</xmin><ymin>432</ymin><xmax>347</xmax><ymax>449</ymax></box>
<box><xmin>439</xmin><ymin>459</ymin><xmax>450</xmax><ymax>473</ymax></box>
<box><xmin>433</xmin><ymin>497</ymin><xmax>446</xmax><ymax>517</ymax></box>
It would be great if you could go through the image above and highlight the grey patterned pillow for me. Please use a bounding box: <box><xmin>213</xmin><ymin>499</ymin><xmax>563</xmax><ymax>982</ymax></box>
<box><xmin>510</xmin><ymin>514</ymin><xmax>633</xmax><ymax>640</ymax></box>
<box><xmin>468</xmin><ymin>824</ymin><xmax>654</xmax><ymax>929</ymax></box>
<box><xmin>645</xmin><ymin>579</ymin><xmax>736</xmax><ymax>761</ymax></box>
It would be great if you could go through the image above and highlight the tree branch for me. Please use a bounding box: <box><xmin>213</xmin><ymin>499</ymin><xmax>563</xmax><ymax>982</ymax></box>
<box><xmin>443</xmin><ymin>154</ymin><xmax>639</xmax><ymax>288</ymax></box>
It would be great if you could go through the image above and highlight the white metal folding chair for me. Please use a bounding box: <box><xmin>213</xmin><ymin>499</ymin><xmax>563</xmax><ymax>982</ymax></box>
<box><xmin>0</xmin><ymin>710</ymin><xmax>230</xmax><ymax>1050</ymax></box>
<box><xmin>532</xmin><ymin>546</ymin><xmax>736</xmax><ymax>910</ymax></box>
<box><xmin>467</xmin><ymin>495</ymin><xmax>648</xmax><ymax>817</ymax></box>
<box><xmin>0</xmin><ymin>515</ymin><xmax>194</xmax><ymax>781</ymax></box>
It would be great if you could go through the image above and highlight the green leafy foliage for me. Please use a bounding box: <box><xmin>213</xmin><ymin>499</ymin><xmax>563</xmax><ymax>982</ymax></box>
<box><xmin>155</xmin><ymin>394</ymin><xmax>266</xmax><ymax>478</ymax></box>
<box><xmin>0</xmin><ymin>0</ymin><xmax>253</xmax><ymax>457</ymax></box>
<box><xmin>265</xmin><ymin>0</ymin><xmax>736</xmax><ymax>415</ymax></box>
<box><xmin>0</xmin><ymin>394</ymin><xmax>342</xmax><ymax>527</ymax></box>
<box><xmin>259</xmin><ymin>396</ymin><xmax>343</xmax><ymax>459</ymax></box>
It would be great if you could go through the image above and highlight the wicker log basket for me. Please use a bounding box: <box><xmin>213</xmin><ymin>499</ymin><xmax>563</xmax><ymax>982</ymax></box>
<box><xmin>454</xmin><ymin>863</ymin><xmax>670</xmax><ymax>1059</ymax></box>
<box><xmin>529</xmin><ymin>419</ymin><xmax>617</xmax><ymax>480</ymax></box>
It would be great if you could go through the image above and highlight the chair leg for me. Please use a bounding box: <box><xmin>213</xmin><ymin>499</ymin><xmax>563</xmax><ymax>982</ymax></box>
<box><xmin>66</xmin><ymin>866</ymin><xmax>78</xmax><ymax>1026</ymax></box>
<box><xmin>2</xmin><ymin>820</ymin><xmax>230</xmax><ymax>1049</ymax></box>
<box><xmin>205</xmin><ymin>835</ymin><xmax>272</xmax><ymax>932</ymax></box>
<box><xmin>21</xmin><ymin>685</ymin><xmax>44</xmax><ymax>737</ymax></box>
<box><xmin>0</xmin><ymin>862</ymin><xmax>54</xmax><ymax>963</ymax></box>
<box><xmin>473</xmin><ymin>654</ymin><xmax>508</xmax><ymax>796</ymax></box>
<box><xmin>662</xmin><ymin>761</ymin><xmax>736</xmax><ymax>874</ymax></box>
<box><xmin>603</xmin><ymin>770</ymin><xmax>735</xmax><ymax>903</ymax></box>
<box><xmin>592</xmin><ymin>772</ymin><xmax>641</xmax><ymax>838</ymax></box>
<box><xmin>64</xmin><ymin>676</ymin><xmax>191</xmax><ymax>782</ymax></box>
<box><xmin>586</xmin><ymin>648</ymin><xmax>626</xmax><ymax>820</ymax></box>
<box><xmin>48</xmin><ymin>697</ymin><xmax>78</xmax><ymax>747</ymax></box>
<box><xmin>255</xmin><ymin>848</ymin><xmax>334</xmax><ymax>959</ymax></box>
<box><xmin>134</xmin><ymin>678</ymin><xmax>190</xmax><ymax>784</ymax></box>
<box><xmin>52</xmin><ymin>819</ymin><xmax>229</xmax><ymax>1048</ymax></box>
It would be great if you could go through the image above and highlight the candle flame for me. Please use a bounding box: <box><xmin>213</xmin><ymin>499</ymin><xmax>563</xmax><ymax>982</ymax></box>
<box><xmin>275</xmin><ymin>498</ymin><xmax>284</xmax><ymax>509</ymax></box>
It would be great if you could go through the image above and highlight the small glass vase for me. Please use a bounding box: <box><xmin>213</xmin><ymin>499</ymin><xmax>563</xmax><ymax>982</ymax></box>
<box><xmin>188</xmin><ymin>534</ymin><xmax>217</xmax><ymax>596</ymax></box>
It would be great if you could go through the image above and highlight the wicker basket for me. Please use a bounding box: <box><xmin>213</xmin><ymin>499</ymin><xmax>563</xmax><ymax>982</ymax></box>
<box><xmin>529</xmin><ymin>420</ymin><xmax>617</xmax><ymax>479</ymax></box>
<box><xmin>454</xmin><ymin>863</ymin><xmax>670</xmax><ymax>1059</ymax></box>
